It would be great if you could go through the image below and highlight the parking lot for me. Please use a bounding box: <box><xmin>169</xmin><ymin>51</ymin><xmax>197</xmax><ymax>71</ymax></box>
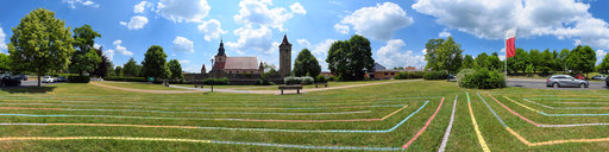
<box><xmin>507</xmin><ymin>78</ymin><xmax>607</xmax><ymax>90</ymax></box>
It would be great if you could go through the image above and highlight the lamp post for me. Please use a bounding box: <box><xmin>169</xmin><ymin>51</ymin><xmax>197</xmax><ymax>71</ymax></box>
<box><xmin>210</xmin><ymin>58</ymin><xmax>214</xmax><ymax>93</ymax></box>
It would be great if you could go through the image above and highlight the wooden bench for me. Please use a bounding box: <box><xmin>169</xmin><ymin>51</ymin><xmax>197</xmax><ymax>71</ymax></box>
<box><xmin>278</xmin><ymin>84</ymin><xmax>303</xmax><ymax>95</ymax></box>
<box><xmin>314</xmin><ymin>82</ymin><xmax>328</xmax><ymax>88</ymax></box>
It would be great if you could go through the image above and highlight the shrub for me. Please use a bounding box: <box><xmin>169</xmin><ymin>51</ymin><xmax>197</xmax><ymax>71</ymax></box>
<box><xmin>203</xmin><ymin>77</ymin><xmax>230</xmax><ymax>85</ymax></box>
<box><xmin>256</xmin><ymin>79</ymin><xmax>274</xmax><ymax>85</ymax></box>
<box><xmin>316</xmin><ymin>75</ymin><xmax>327</xmax><ymax>83</ymax></box>
<box><xmin>302</xmin><ymin>76</ymin><xmax>314</xmax><ymax>84</ymax></box>
<box><xmin>105</xmin><ymin>76</ymin><xmax>147</xmax><ymax>82</ymax></box>
<box><xmin>67</xmin><ymin>76</ymin><xmax>90</xmax><ymax>83</ymax></box>
<box><xmin>327</xmin><ymin>75</ymin><xmax>339</xmax><ymax>81</ymax></box>
<box><xmin>395</xmin><ymin>71</ymin><xmax>424</xmax><ymax>79</ymax></box>
<box><xmin>423</xmin><ymin>71</ymin><xmax>449</xmax><ymax>80</ymax></box>
<box><xmin>284</xmin><ymin>76</ymin><xmax>302</xmax><ymax>85</ymax></box>
<box><xmin>458</xmin><ymin>68</ymin><xmax>505</xmax><ymax>89</ymax></box>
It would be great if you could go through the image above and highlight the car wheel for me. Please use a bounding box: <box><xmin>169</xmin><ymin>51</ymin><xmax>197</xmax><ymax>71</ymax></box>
<box><xmin>579</xmin><ymin>83</ymin><xmax>584</xmax><ymax>88</ymax></box>
<box><xmin>553</xmin><ymin>83</ymin><xmax>559</xmax><ymax>88</ymax></box>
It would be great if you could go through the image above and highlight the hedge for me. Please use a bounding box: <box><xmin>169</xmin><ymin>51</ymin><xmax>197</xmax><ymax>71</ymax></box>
<box><xmin>105</xmin><ymin>76</ymin><xmax>147</xmax><ymax>82</ymax></box>
<box><xmin>284</xmin><ymin>76</ymin><xmax>314</xmax><ymax>85</ymax></box>
<box><xmin>394</xmin><ymin>71</ymin><xmax>424</xmax><ymax>79</ymax></box>
<box><xmin>423</xmin><ymin>71</ymin><xmax>449</xmax><ymax>80</ymax></box>
<box><xmin>316</xmin><ymin>75</ymin><xmax>328</xmax><ymax>83</ymax></box>
<box><xmin>203</xmin><ymin>77</ymin><xmax>230</xmax><ymax>85</ymax></box>
<box><xmin>67</xmin><ymin>76</ymin><xmax>90</xmax><ymax>83</ymax></box>
<box><xmin>458</xmin><ymin>68</ymin><xmax>505</xmax><ymax>89</ymax></box>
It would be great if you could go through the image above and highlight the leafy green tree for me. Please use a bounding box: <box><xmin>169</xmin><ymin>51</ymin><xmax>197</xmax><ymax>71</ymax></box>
<box><xmin>123</xmin><ymin>58</ymin><xmax>140</xmax><ymax>77</ymax></box>
<box><xmin>486</xmin><ymin>53</ymin><xmax>502</xmax><ymax>71</ymax></box>
<box><xmin>8</xmin><ymin>8</ymin><xmax>75</xmax><ymax>87</ymax></box>
<box><xmin>566</xmin><ymin>45</ymin><xmax>596</xmax><ymax>75</ymax></box>
<box><xmin>326</xmin><ymin>35</ymin><xmax>374</xmax><ymax>81</ymax></box>
<box><xmin>559</xmin><ymin>49</ymin><xmax>569</xmax><ymax>72</ymax></box>
<box><xmin>462</xmin><ymin>55</ymin><xmax>475</xmax><ymax>69</ymax></box>
<box><xmin>114</xmin><ymin>66</ymin><xmax>123</xmax><ymax>77</ymax></box>
<box><xmin>167</xmin><ymin>59</ymin><xmax>184</xmax><ymax>81</ymax></box>
<box><xmin>539</xmin><ymin>49</ymin><xmax>553</xmax><ymax>74</ymax></box>
<box><xmin>528</xmin><ymin>49</ymin><xmax>541</xmax><ymax>74</ymax></box>
<box><xmin>599</xmin><ymin>53</ymin><xmax>609</xmax><ymax>74</ymax></box>
<box><xmin>0</xmin><ymin>53</ymin><xmax>10</xmax><ymax>72</ymax></box>
<box><xmin>69</xmin><ymin>24</ymin><xmax>102</xmax><ymax>76</ymax></box>
<box><xmin>293</xmin><ymin>48</ymin><xmax>321</xmax><ymax>77</ymax></box>
<box><xmin>93</xmin><ymin>47</ymin><xmax>112</xmax><ymax>78</ymax></box>
<box><xmin>142</xmin><ymin>45</ymin><xmax>169</xmax><ymax>79</ymax></box>
<box><xmin>507</xmin><ymin>48</ymin><xmax>527</xmax><ymax>74</ymax></box>
<box><xmin>434</xmin><ymin>37</ymin><xmax>463</xmax><ymax>74</ymax></box>
<box><xmin>423</xmin><ymin>38</ymin><xmax>444</xmax><ymax>71</ymax></box>
<box><xmin>475</xmin><ymin>53</ymin><xmax>488</xmax><ymax>69</ymax></box>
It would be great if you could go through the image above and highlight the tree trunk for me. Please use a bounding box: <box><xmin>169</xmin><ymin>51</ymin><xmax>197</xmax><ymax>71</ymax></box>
<box><xmin>37</xmin><ymin>75</ymin><xmax>41</xmax><ymax>87</ymax></box>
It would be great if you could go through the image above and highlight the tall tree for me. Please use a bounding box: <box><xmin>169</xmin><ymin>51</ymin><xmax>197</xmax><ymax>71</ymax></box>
<box><xmin>423</xmin><ymin>38</ymin><xmax>445</xmax><ymax>71</ymax></box>
<box><xmin>70</xmin><ymin>24</ymin><xmax>102</xmax><ymax>76</ymax></box>
<box><xmin>326</xmin><ymin>35</ymin><xmax>374</xmax><ymax>81</ymax></box>
<box><xmin>528</xmin><ymin>49</ymin><xmax>541</xmax><ymax>74</ymax></box>
<box><xmin>462</xmin><ymin>54</ymin><xmax>475</xmax><ymax>69</ymax></box>
<box><xmin>598</xmin><ymin>53</ymin><xmax>609</xmax><ymax>74</ymax></box>
<box><xmin>486</xmin><ymin>53</ymin><xmax>502</xmax><ymax>71</ymax></box>
<box><xmin>8</xmin><ymin>8</ymin><xmax>75</xmax><ymax>87</ymax></box>
<box><xmin>93</xmin><ymin>46</ymin><xmax>112</xmax><ymax>78</ymax></box>
<box><xmin>114</xmin><ymin>66</ymin><xmax>123</xmax><ymax>77</ymax></box>
<box><xmin>434</xmin><ymin>37</ymin><xmax>463</xmax><ymax>74</ymax></box>
<box><xmin>566</xmin><ymin>45</ymin><xmax>596</xmax><ymax>75</ymax></box>
<box><xmin>475</xmin><ymin>53</ymin><xmax>489</xmax><ymax>69</ymax></box>
<box><xmin>539</xmin><ymin>49</ymin><xmax>553</xmax><ymax>74</ymax></box>
<box><xmin>507</xmin><ymin>48</ymin><xmax>527</xmax><ymax>74</ymax></box>
<box><xmin>123</xmin><ymin>58</ymin><xmax>140</xmax><ymax>77</ymax></box>
<box><xmin>0</xmin><ymin>53</ymin><xmax>10</xmax><ymax>72</ymax></box>
<box><xmin>559</xmin><ymin>49</ymin><xmax>570</xmax><ymax>72</ymax></box>
<box><xmin>293</xmin><ymin>48</ymin><xmax>321</xmax><ymax>77</ymax></box>
<box><xmin>142</xmin><ymin>45</ymin><xmax>169</xmax><ymax>80</ymax></box>
<box><xmin>167</xmin><ymin>59</ymin><xmax>184</xmax><ymax>81</ymax></box>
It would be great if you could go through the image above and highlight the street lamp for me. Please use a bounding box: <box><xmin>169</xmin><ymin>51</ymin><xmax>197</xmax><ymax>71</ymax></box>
<box><xmin>210</xmin><ymin>58</ymin><xmax>214</xmax><ymax>93</ymax></box>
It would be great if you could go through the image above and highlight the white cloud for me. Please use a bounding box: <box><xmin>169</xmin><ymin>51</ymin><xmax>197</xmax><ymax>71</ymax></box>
<box><xmin>337</xmin><ymin>2</ymin><xmax>413</xmax><ymax>41</ymax></box>
<box><xmin>226</xmin><ymin>26</ymin><xmax>273</xmax><ymax>55</ymax></box>
<box><xmin>134</xmin><ymin>1</ymin><xmax>154</xmax><ymax>14</ymax></box>
<box><xmin>172</xmin><ymin>36</ymin><xmax>195</xmax><ymax>53</ymax></box>
<box><xmin>104</xmin><ymin>49</ymin><xmax>115</xmax><ymax>61</ymax></box>
<box><xmin>377</xmin><ymin>39</ymin><xmax>426</xmax><ymax>68</ymax></box>
<box><xmin>63</xmin><ymin>0</ymin><xmax>99</xmax><ymax>8</ymax></box>
<box><xmin>597</xmin><ymin>50</ymin><xmax>606</xmax><ymax>65</ymax></box>
<box><xmin>112</xmin><ymin>40</ymin><xmax>134</xmax><ymax>56</ymax></box>
<box><xmin>121</xmin><ymin>16</ymin><xmax>149</xmax><ymax>30</ymax></box>
<box><xmin>290</xmin><ymin>2</ymin><xmax>307</xmax><ymax>15</ymax></box>
<box><xmin>179</xmin><ymin>59</ymin><xmax>191</xmax><ymax>64</ymax></box>
<box><xmin>310</xmin><ymin>39</ymin><xmax>336</xmax><ymax>70</ymax></box>
<box><xmin>198</xmin><ymin>19</ymin><xmax>227</xmax><ymax>41</ymax></box>
<box><xmin>438</xmin><ymin>28</ymin><xmax>451</xmax><ymax>38</ymax></box>
<box><xmin>156</xmin><ymin>0</ymin><xmax>210</xmax><ymax>23</ymax></box>
<box><xmin>412</xmin><ymin>0</ymin><xmax>609</xmax><ymax>50</ymax></box>
<box><xmin>0</xmin><ymin>27</ymin><xmax>6</xmax><ymax>52</ymax></box>
<box><xmin>334</xmin><ymin>24</ymin><xmax>350</xmax><ymax>34</ymax></box>
<box><xmin>233</xmin><ymin>0</ymin><xmax>303</xmax><ymax>31</ymax></box>
<box><xmin>297</xmin><ymin>39</ymin><xmax>311</xmax><ymax>47</ymax></box>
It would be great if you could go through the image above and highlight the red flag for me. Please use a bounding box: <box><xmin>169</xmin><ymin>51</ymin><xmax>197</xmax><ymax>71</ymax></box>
<box><xmin>506</xmin><ymin>37</ymin><xmax>515</xmax><ymax>58</ymax></box>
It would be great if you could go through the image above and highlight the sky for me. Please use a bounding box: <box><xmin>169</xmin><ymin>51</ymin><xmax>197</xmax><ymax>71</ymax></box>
<box><xmin>1</xmin><ymin>0</ymin><xmax>609</xmax><ymax>72</ymax></box>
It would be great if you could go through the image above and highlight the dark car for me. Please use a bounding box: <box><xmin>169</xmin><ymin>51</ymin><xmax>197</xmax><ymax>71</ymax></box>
<box><xmin>447</xmin><ymin>74</ymin><xmax>457</xmax><ymax>82</ymax></box>
<box><xmin>0</xmin><ymin>74</ymin><xmax>22</xmax><ymax>87</ymax></box>
<box><xmin>56</xmin><ymin>76</ymin><xmax>67</xmax><ymax>82</ymax></box>
<box><xmin>15</xmin><ymin>74</ymin><xmax>27</xmax><ymax>81</ymax></box>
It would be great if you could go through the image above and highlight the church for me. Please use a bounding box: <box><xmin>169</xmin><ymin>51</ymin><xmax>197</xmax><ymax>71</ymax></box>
<box><xmin>208</xmin><ymin>35</ymin><xmax>292</xmax><ymax>79</ymax></box>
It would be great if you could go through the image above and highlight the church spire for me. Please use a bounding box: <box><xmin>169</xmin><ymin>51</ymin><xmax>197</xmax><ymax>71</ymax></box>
<box><xmin>281</xmin><ymin>34</ymin><xmax>290</xmax><ymax>45</ymax></box>
<box><xmin>216</xmin><ymin>39</ymin><xmax>226</xmax><ymax>56</ymax></box>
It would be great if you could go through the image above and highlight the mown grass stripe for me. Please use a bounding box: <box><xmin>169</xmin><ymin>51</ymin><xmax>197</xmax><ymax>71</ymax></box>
<box><xmin>438</xmin><ymin>95</ymin><xmax>458</xmax><ymax>152</ymax></box>
<box><xmin>504</xmin><ymin>96</ymin><xmax>609</xmax><ymax>117</ymax></box>
<box><xmin>522</xmin><ymin>98</ymin><xmax>609</xmax><ymax>110</ymax></box>
<box><xmin>402</xmin><ymin>97</ymin><xmax>445</xmax><ymax>149</ymax></box>
<box><xmin>468</xmin><ymin>92</ymin><xmax>491</xmax><ymax>152</ymax></box>
<box><xmin>0</xmin><ymin>101</ymin><xmax>430</xmax><ymax>133</ymax></box>
<box><xmin>0</xmin><ymin>136</ymin><xmax>404</xmax><ymax>151</ymax></box>
<box><xmin>0</xmin><ymin>102</ymin><xmax>409</xmax><ymax>110</ymax></box>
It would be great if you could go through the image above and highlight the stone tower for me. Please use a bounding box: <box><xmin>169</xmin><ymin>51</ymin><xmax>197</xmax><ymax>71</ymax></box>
<box><xmin>211</xmin><ymin>39</ymin><xmax>227</xmax><ymax>77</ymax></box>
<box><xmin>279</xmin><ymin>34</ymin><xmax>292</xmax><ymax>77</ymax></box>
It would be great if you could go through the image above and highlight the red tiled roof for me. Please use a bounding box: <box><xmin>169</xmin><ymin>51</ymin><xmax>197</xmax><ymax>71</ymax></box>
<box><xmin>224</xmin><ymin>57</ymin><xmax>259</xmax><ymax>70</ymax></box>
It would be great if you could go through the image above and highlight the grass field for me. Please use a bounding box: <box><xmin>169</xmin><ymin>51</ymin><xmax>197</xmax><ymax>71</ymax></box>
<box><xmin>0</xmin><ymin>80</ymin><xmax>609</xmax><ymax>151</ymax></box>
<box><xmin>172</xmin><ymin>80</ymin><xmax>393</xmax><ymax>90</ymax></box>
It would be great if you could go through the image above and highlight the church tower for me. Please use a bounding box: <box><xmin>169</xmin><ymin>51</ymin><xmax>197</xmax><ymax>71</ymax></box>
<box><xmin>279</xmin><ymin>34</ymin><xmax>292</xmax><ymax>77</ymax></box>
<box><xmin>211</xmin><ymin>39</ymin><xmax>227</xmax><ymax>77</ymax></box>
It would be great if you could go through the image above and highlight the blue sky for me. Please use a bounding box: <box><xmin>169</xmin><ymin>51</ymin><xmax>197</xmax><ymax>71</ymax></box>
<box><xmin>1</xmin><ymin>0</ymin><xmax>609</xmax><ymax>72</ymax></box>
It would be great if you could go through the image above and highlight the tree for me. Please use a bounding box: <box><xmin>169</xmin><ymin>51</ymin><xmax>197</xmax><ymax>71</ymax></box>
<box><xmin>8</xmin><ymin>8</ymin><xmax>75</xmax><ymax>87</ymax></box>
<box><xmin>462</xmin><ymin>55</ymin><xmax>475</xmax><ymax>69</ymax></box>
<box><xmin>507</xmin><ymin>48</ymin><xmax>527</xmax><ymax>74</ymax></box>
<box><xmin>424</xmin><ymin>38</ymin><xmax>445</xmax><ymax>71</ymax></box>
<box><xmin>599</xmin><ymin>53</ymin><xmax>609</xmax><ymax>74</ymax></box>
<box><xmin>167</xmin><ymin>59</ymin><xmax>184</xmax><ymax>81</ymax></box>
<box><xmin>69</xmin><ymin>24</ymin><xmax>102</xmax><ymax>76</ymax></box>
<box><xmin>559</xmin><ymin>49</ymin><xmax>569</xmax><ymax>72</ymax></box>
<box><xmin>433</xmin><ymin>37</ymin><xmax>463</xmax><ymax>74</ymax></box>
<box><xmin>528</xmin><ymin>49</ymin><xmax>541</xmax><ymax>74</ymax></box>
<box><xmin>566</xmin><ymin>45</ymin><xmax>596</xmax><ymax>75</ymax></box>
<box><xmin>326</xmin><ymin>35</ymin><xmax>374</xmax><ymax>81</ymax></box>
<box><xmin>0</xmin><ymin>53</ymin><xmax>10</xmax><ymax>72</ymax></box>
<box><xmin>93</xmin><ymin>46</ymin><xmax>112</xmax><ymax>78</ymax></box>
<box><xmin>293</xmin><ymin>48</ymin><xmax>321</xmax><ymax>77</ymax></box>
<box><xmin>141</xmin><ymin>45</ymin><xmax>169</xmax><ymax>80</ymax></box>
<box><xmin>486</xmin><ymin>53</ymin><xmax>502</xmax><ymax>71</ymax></box>
<box><xmin>114</xmin><ymin>66</ymin><xmax>123</xmax><ymax>77</ymax></box>
<box><xmin>123</xmin><ymin>58</ymin><xmax>140</xmax><ymax>77</ymax></box>
<box><xmin>475</xmin><ymin>53</ymin><xmax>488</xmax><ymax>69</ymax></box>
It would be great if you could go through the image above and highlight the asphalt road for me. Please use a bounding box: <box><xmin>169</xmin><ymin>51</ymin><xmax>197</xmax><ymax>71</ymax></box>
<box><xmin>507</xmin><ymin>78</ymin><xmax>607</xmax><ymax>90</ymax></box>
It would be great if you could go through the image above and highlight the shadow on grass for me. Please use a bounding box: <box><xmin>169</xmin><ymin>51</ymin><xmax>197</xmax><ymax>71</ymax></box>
<box><xmin>0</xmin><ymin>86</ymin><xmax>56</xmax><ymax>94</ymax></box>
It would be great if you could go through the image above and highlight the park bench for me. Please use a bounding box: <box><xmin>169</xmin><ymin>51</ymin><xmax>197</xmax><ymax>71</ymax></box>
<box><xmin>278</xmin><ymin>84</ymin><xmax>303</xmax><ymax>95</ymax></box>
<box><xmin>314</xmin><ymin>82</ymin><xmax>328</xmax><ymax>88</ymax></box>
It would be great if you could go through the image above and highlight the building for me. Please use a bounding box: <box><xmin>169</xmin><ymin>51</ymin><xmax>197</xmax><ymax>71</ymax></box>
<box><xmin>365</xmin><ymin>63</ymin><xmax>398</xmax><ymax>80</ymax></box>
<box><xmin>209</xmin><ymin>40</ymin><xmax>263</xmax><ymax>78</ymax></box>
<box><xmin>279</xmin><ymin>35</ymin><xmax>292</xmax><ymax>77</ymax></box>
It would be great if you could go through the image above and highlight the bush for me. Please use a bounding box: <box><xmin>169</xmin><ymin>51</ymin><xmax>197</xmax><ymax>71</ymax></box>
<box><xmin>284</xmin><ymin>76</ymin><xmax>302</xmax><ymax>85</ymax></box>
<box><xmin>105</xmin><ymin>76</ymin><xmax>147</xmax><ymax>82</ymax></box>
<box><xmin>256</xmin><ymin>79</ymin><xmax>274</xmax><ymax>85</ymax></box>
<box><xmin>327</xmin><ymin>75</ymin><xmax>339</xmax><ymax>81</ymax></box>
<box><xmin>203</xmin><ymin>77</ymin><xmax>230</xmax><ymax>85</ymax></box>
<box><xmin>423</xmin><ymin>71</ymin><xmax>449</xmax><ymax>80</ymax></box>
<box><xmin>395</xmin><ymin>71</ymin><xmax>424</xmax><ymax>79</ymax></box>
<box><xmin>458</xmin><ymin>68</ymin><xmax>505</xmax><ymax>89</ymax></box>
<box><xmin>316</xmin><ymin>75</ymin><xmax>327</xmax><ymax>83</ymax></box>
<box><xmin>67</xmin><ymin>76</ymin><xmax>90</xmax><ymax>83</ymax></box>
<box><xmin>302</xmin><ymin>76</ymin><xmax>314</xmax><ymax>84</ymax></box>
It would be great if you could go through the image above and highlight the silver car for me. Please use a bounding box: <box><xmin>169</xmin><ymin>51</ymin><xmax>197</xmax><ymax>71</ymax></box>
<box><xmin>546</xmin><ymin>75</ymin><xmax>589</xmax><ymax>88</ymax></box>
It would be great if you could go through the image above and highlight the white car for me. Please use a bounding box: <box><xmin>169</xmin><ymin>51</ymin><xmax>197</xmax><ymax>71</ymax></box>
<box><xmin>42</xmin><ymin>76</ymin><xmax>54</xmax><ymax>83</ymax></box>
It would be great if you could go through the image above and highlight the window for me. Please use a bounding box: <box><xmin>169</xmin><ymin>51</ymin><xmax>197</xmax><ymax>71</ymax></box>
<box><xmin>391</xmin><ymin>72</ymin><xmax>395</xmax><ymax>75</ymax></box>
<box><xmin>385</xmin><ymin>72</ymin><xmax>388</xmax><ymax>76</ymax></box>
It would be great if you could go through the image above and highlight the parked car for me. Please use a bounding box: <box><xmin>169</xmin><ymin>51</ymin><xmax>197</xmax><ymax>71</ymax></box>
<box><xmin>447</xmin><ymin>74</ymin><xmax>457</xmax><ymax>82</ymax></box>
<box><xmin>546</xmin><ymin>75</ymin><xmax>589</xmax><ymax>88</ymax></box>
<box><xmin>592</xmin><ymin>75</ymin><xmax>607</xmax><ymax>80</ymax></box>
<box><xmin>0</xmin><ymin>73</ymin><xmax>22</xmax><ymax>87</ymax></box>
<box><xmin>42</xmin><ymin>76</ymin><xmax>54</xmax><ymax>83</ymax></box>
<box><xmin>15</xmin><ymin>74</ymin><xmax>27</xmax><ymax>81</ymax></box>
<box><xmin>56</xmin><ymin>76</ymin><xmax>67</xmax><ymax>82</ymax></box>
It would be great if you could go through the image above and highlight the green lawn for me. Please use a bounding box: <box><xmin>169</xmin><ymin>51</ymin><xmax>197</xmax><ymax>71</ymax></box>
<box><xmin>97</xmin><ymin>81</ymin><xmax>184</xmax><ymax>90</ymax></box>
<box><xmin>173</xmin><ymin>80</ymin><xmax>398</xmax><ymax>90</ymax></box>
<box><xmin>0</xmin><ymin>80</ymin><xmax>609</xmax><ymax>151</ymax></box>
